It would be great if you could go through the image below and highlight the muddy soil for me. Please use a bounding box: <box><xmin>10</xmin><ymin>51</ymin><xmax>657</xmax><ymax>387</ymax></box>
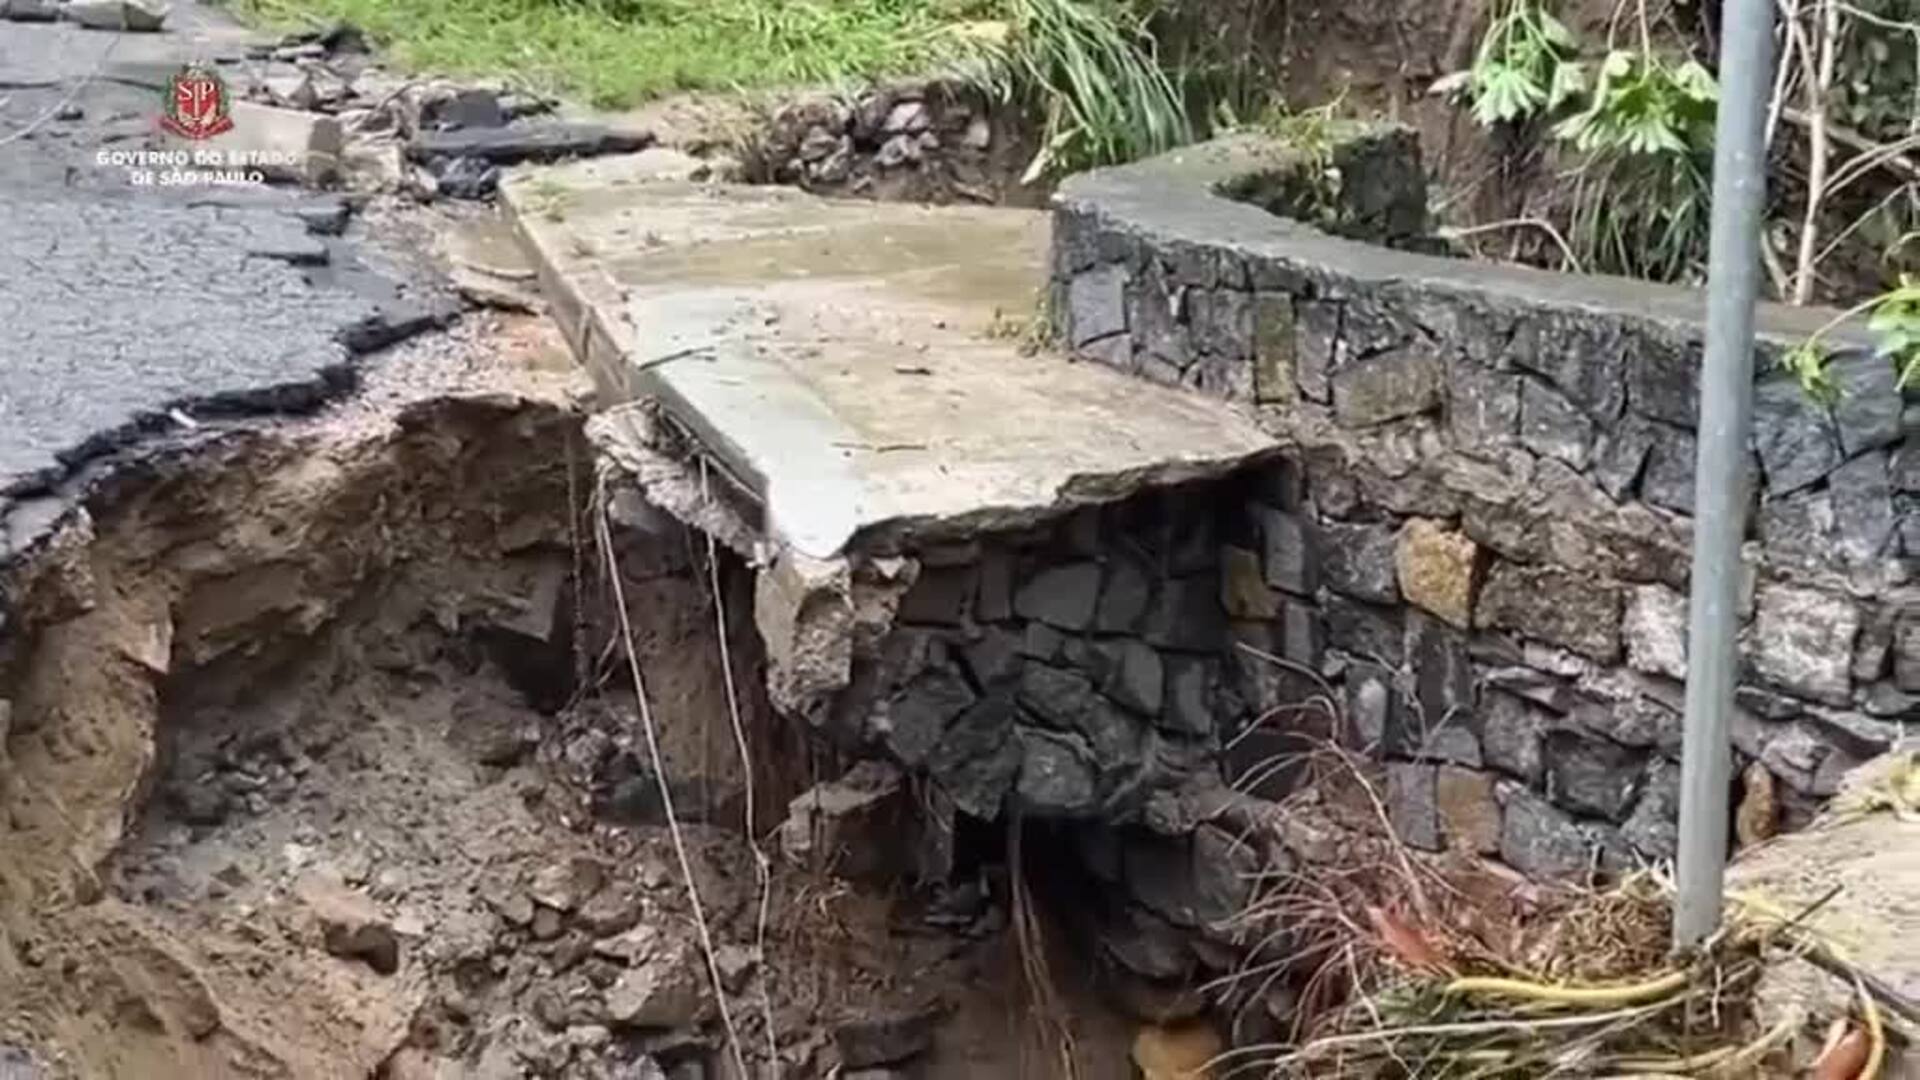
<box><xmin>0</xmin><ymin>316</ymin><xmax>1134</xmax><ymax>1079</ymax></box>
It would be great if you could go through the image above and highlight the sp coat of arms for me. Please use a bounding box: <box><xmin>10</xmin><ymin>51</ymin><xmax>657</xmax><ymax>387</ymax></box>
<box><xmin>160</xmin><ymin>64</ymin><xmax>235</xmax><ymax>140</ymax></box>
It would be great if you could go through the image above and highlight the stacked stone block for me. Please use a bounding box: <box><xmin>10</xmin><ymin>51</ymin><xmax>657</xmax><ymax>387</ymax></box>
<box><xmin>1048</xmin><ymin>133</ymin><xmax>1918</xmax><ymax>879</ymax></box>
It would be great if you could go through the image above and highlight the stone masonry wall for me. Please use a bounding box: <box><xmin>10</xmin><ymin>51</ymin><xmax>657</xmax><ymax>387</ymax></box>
<box><xmin>746</xmin><ymin>79</ymin><xmax>1041</xmax><ymax>207</ymax></box>
<box><xmin>833</xmin><ymin>480</ymin><xmax>1291</xmax><ymax>1004</ymax></box>
<box><xmin>1046</xmin><ymin>133</ymin><xmax>1919</xmax><ymax>879</ymax></box>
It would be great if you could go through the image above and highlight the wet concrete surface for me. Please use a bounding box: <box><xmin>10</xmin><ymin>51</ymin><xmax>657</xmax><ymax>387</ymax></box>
<box><xmin>0</xmin><ymin>4</ymin><xmax>452</xmax><ymax>511</ymax></box>
<box><xmin>504</xmin><ymin>156</ymin><xmax>1278</xmax><ymax>557</ymax></box>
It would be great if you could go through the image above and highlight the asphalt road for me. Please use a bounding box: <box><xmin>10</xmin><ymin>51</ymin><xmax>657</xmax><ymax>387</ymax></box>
<box><xmin>0</xmin><ymin>4</ymin><xmax>449</xmax><ymax>528</ymax></box>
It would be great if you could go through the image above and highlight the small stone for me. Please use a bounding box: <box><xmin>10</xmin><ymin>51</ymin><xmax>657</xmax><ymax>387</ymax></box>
<box><xmin>1020</xmin><ymin>621</ymin><xmax>1066</xmax><ymax>662</ymax></box>
<box><xmin>1435</xmin><ymin>766</ymin><xmax>1501</xmax><ymax>854</ymax></box>
<box><xmin>1322</xmin><ymin>594</ymin><xmax>1404</xmax><ymax>664</ymax></box>
<box><xmin>1752</xmin><ymin>377</ymin><xmax>1844</xmax><ymax>494</ymax></box>
<box><xmin>798</xmin><ymin>126</ymin><xmax>842</xmax><ymax>162</ymax></box>
<box><xmin>301</xmin><ymin>877</ymin><xmax>399</xmax><ymax>975</ymax></box>
<box><xmin>882</xmin><ymin>100</ymin><xmax>931</xmax><ymax>134</ymax></box>
<box><xmin>1094</xmin><ymin>555</ymin><xmax>1153</xmax><ymax>632</ymax></box>
<box><xmin>63</xmin><ymin>0</ymin><xmax>166</xmax><ymax>31</ymax></box>
<box><xmin>423</xmin><ymin>88</ymin><xmax>507</xmax><ymax>131</ymax></box>
<box><xmin>1476</xmin><ymin>563</ymin><xmax>1623</xmax><ymax>662</ymax></box>
<box><xmin>883</xmin><ymin>668</ymin><xmax>978</xmax><ymax>765</ymax></box>
<box><xmin>927</xmin><ymin>694</ymin><xmax>1021</xmax><ymax>819</ymax></box>
<box><xmin>3</xmin><ymin>0</ymin><xmax>60</xmax><ymax>19</ymax></box>
<box><xmin>530</xmin><ymin>905</ymin><xmax>564</xmax><ymax>941</ymax></box>
<box><xmin>1894</xmin><ymin>612</ymin><xmax>1919</xmax><ymax>692</ymax></box>
<box><xmin>1621</xmin><ymin>759</ymin><xmax>1680</xmax><ymax>860</ymax></box>
<box><xmin>835</xmin><ymin>1007</ymin><xmax>939</xmax><ymax>1068</ymax></box>
<box><xmin>1829</xmin><ymin>351</ymin><xmax>1905</xmax><ymax>455</ymax></box>
<box><xmin>1518</xmin><ymin>378</ymin><xmax>1595</xmax><ymax>468</ymax></box>
<box><xmin>898</xmin><ymin>565</ymin><xmax>975</xmax><ymax>626</ymax></box>
<box><xmin>962</xmin><ymin>115</ymin><xmax>992</xmax><ymax>149</ymax></box>
<box><xmin>1106</xmin><ymin>641</ymin><xmax>1165</xmax><ymax>717</ymax></box>
<box><xmin>1161</xmin><ymin>656</ymin><xmax>1215</xmax><ymax>736</ymax></box>
<box><xmin>1499</xmin><ymin>786</ymin><xmax>1596</xmax><ymax>879</ymax></box>
<box><xmin>1220</xmin><ymin>546</ymin><xmax>1279</xmax><ymax>619</ymax></box>
<box><xmin>1260</xmin><ymin>508</ymin><xmax>1317</xmax><ymax>595</ymax></box>
<box><xmin>1014</xmin><ymin>562</ymin><xmax>1102</xmax><ymax>630</ymax></box>
<box><xmin>1319</xmin><ymin>521</ymin><xmax>1400</xmax><ymax>604</ymax></box>
<box><xmin>592</xmin><ymin>924</ymin><xmax>657</xmax><ymax>965</ymax></box>
<box><xmin>1747</xmin><ymin>584</ymin><xmax>1859</xmax><ymax>706</ymax></box>
<box><xmin>1640</xmin><ymin>429</ymin><xmax>1697</xmax><ymax>513</ymax></box>
<box><xmin>976</xmin><ymin>550</ymin><xmax>1014</xmax><ymax>622</ymax></box>
<box><xmin>1142</xmin><ymin>576</ymin><xmax>1227</xmax><ymax>652</ymax></box>
<box><xmin>1386</xmin><ymin>762</ymin><xmax>1441</xmax><ymax>851</ymax></box>
<box><xmin>1067</xmin><ymin>265</ymin><xmax>1128</xmax><ymax>348</ymax></box>
<box><xmin>1332</xmin><ymin>347</ymin><xmax>1443</xmax><ymax>427</ymax></box>
<box><xmin>1479</xmin><ymin>690</ymin><xmax>1547</xmax><ymax>783</ymax></box>
<box><xmin>1252</xmin><ymin>293</ymin><xmax>1296</xmax><ymax>404</ymax></box>
<box><xmin>1544</xmin><ymin>731</ymin><xmax>1643</xmax><ymax>821</ymax></box>
<box><xmin>1622</xmin><ymin>584</ymin><xmax>1689</xmax><ymax>680</ymax></box>
<box><xmin>575</xmin><ymin>887</ymin><xmax>644</xmax><ymax>937</ymax></box>
<box><xmin>1395</xmin><ymin>519</ymin><xmax>1481</xmax><ymax>629</ymax></box>
<box><xmin>778</xmin><ymin>762</ymin><xmax>907</xmax><ymax>880</ymax></box>
<box><xmin>529</xmin><ymin>856</ymin><xmax>608</xmax><ymax>913</ymax></box>
<box><xmin>603</xmin><ymin>939</ymin><xmax>712</xmax><ymax>1029</ymax></box>
<box><xmin>712</xmin><ymin>945</ymin><xmax>757</xmax><ymax>994</ymax></box>
<box><xmin>1829</xmin><ymin>450</ymin><xmax>1898</xmax><ymax>564</ymax></box>
<box><xmin>1447</xmin><ymin>361</ymin><xmax>1521</xmax><ymax>456</ymax></box>
<box><xmin>1012</xmin><ymin>727</ymin><xmax>1098</xmax><ymax>816</ymax></box>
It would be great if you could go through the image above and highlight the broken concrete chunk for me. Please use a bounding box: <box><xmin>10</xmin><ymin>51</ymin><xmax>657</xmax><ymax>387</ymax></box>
<box><xmin>778</xmin><ymin>761</ymin><xmax>907</xmax><ymax>880</ymax></box>
<box><xmin>63</xmin><ymin>0</ymin><xmax>167</xmax><ymax>31</ymax></box>
<box><xmin>410</xmin><ymin>123</ymin><xmax>653</xmax><ymax>165</ymax></box>
<box><xmin>162</xmin><ymin>101</ymin><xmax>344</xmax><ymax>186</ymax></box>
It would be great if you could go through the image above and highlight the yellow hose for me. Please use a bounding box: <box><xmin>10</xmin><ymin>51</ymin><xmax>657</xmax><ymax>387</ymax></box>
<box><xmin>1861</xmin><ymin>978</ymin><xmax>1886</xmax><ymax>1080</ymax></box>
<box><xmin>1444</xmin><ymin>969</ymin><xmax>1691</xmax><ymax>1007</ymax></box>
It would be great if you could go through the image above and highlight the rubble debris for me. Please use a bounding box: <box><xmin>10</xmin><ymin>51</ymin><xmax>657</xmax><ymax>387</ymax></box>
<box><xmin>62</xmin><ymin>0</ymin><xmax>167</xmax><ymax>31</ymax></box>
<box><xmin>410</xmin><ymin>123</ymin><xmax>653</xmax><ymax>167</ymax></box>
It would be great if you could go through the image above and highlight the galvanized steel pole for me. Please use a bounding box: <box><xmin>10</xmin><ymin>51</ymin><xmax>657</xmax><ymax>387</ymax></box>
<box><xmin>1674</xmin><ymin>0</ymin><xmax>1775</xmax><ymax>950</ymax></box>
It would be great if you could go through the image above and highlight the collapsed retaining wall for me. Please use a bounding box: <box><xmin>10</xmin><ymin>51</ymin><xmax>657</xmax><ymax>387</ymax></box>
<box><xmin>1048</xmin><ymin>132</ymin><xmax>1918</xmax><ymax>878</ymax></box>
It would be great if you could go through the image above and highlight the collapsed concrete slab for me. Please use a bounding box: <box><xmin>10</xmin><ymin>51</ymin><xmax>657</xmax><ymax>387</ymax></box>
<box><xmin>503</xmin><ymin>156</ymin><xmax>1279</xmax><ymax>562</ymax></box>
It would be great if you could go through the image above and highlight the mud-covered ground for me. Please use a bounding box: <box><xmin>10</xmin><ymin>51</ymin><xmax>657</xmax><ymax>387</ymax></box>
<box><xmin>0</xmin><ymin>309</ymin><xmax>1138</xmax><ymax>1079</ymax></box>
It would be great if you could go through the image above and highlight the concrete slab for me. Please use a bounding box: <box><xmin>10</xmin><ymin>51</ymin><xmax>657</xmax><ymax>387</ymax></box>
<box><xmin>503</xmin><ymin>157</ymin><xmax>1277</xmax><ymax>557</ymax></box>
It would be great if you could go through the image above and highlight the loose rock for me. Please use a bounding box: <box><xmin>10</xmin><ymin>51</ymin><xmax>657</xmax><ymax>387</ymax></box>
<box><xmin>300</xmin><ymin>876</ymin><xmax>400</xmax><ymax>975</ymax></box>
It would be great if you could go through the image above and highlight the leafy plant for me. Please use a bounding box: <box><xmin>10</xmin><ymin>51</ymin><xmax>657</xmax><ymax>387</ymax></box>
<box><xmin>1783</xmin><ymin>274</ymin><xmax>1920</xmax><ymax>402</ymax></box>
<box><xmin>1554</xmin><ymin>51</ymin><xmax>1716</xmax><ymax>156</ymax></box>
<box><xmin>950</xmin><ymin>0</ymin><xmax>1194</xmax><ymax>180</ymax></box>
<box><xmin>1435</xmin><ymin>3</ymin><xmax>1720</xmax><ymax>283</ymax></box>
<box><xmin>1431</xmin><ymin>0</ymin><xmax>1583</xmax><ymax>127</ymax></box>
<box><xmin>1557</xmin><ymin>50</ymin><xmax>1718</xmax><ymax>282</ymax></box>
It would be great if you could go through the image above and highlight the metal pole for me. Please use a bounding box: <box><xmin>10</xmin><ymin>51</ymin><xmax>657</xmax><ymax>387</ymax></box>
<box><xmin>1674</xmin><ymin>0</ymin><xmax>1775</xmax><ymax>950</ymax></box>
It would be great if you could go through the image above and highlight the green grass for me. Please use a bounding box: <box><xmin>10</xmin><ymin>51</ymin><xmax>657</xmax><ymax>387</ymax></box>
<box><xmin>233</xmin><ymin>0</ymin><xmax>1011</xmax><ymax>107</ymax></box>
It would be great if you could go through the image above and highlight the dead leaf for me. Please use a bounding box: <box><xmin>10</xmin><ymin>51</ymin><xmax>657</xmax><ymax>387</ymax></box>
<box><xmin>1367</xmin><ymin>904</ymin><xmax>1445</xmax><ymax>972</ymax></box>
<box><xmin>1810</xmin><ymin>1025</ymin><xmax>1869</xmax><ymax>1080</ymax></box>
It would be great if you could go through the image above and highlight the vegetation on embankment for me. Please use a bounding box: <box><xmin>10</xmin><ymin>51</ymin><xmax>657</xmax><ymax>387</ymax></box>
<box><xmin>231</xmin><ymin>0</ymin><xmax>1191</xmax><ymax>177</ymax></box>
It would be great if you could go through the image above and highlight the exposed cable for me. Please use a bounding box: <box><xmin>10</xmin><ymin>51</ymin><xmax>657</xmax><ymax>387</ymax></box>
<box><xmin>592</xmin><ymin>461</ymin><xmax>748</xmax><ymax>1079</ymax></box>
<box><xmin>699</xmin><ymin>455</ymin><xmax>781</xmax><ymax>1071</ymax></box>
